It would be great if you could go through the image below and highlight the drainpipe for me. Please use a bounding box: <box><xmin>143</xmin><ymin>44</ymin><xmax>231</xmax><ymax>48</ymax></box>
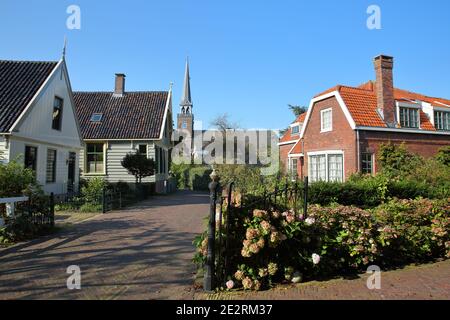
<box><xmin>301</xmin><ymin>139</ymin><xmax>305</xmax><ymax>179</ymax></box>
<box><xmin>356</xmin><ymin>130</ymin><xmax>360</xmax><ymax>173</ymax></box>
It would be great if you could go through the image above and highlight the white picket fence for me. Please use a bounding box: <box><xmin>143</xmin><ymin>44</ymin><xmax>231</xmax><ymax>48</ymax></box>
<box><xmin>0</xmin><ymin>196</ymin><xmax>29</xmax><ymax>227</ymax></box>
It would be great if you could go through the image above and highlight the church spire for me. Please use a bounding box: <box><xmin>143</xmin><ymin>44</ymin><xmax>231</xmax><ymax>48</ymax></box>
<box><xmin>62</xmin><ymin>36</ymin><xmax>67</xmax><ymax>60</ymax></box>
<box><xmin>180</xmin><ymin>57</ymin><xmax>192</xmax><ymax>113</ymax></box>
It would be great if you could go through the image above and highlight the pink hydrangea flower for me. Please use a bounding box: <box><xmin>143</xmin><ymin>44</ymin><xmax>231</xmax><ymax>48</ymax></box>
<box><xmin>234</xmin><ymin>270</ymin><xmax>245</xmax><ymax>281</ymax></box>
<box><xmin>312</xmin><ymin>253</ymin><xmax>321</xmax><ymax>265</ymax></box>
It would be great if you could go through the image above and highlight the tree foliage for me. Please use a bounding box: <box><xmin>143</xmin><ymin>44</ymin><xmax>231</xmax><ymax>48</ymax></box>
<box><xmin>377</xmin><ymin>142</ymin><xmax>422</xmax><ymax>177</ymax></box>
<box><xmin>210</xmin><ymin>113</ymin><xmax>239</xmax><ymax>132</ymax></box>
<box><xmin>121</xmin><ymin>153</ymin><xmax>156</xmax><ymax>184</ymax></box>
<box><xmin>0</xmin><ymin>159</ymin><xmax>37</xmax><ymax>197</ymax></box>
<box><xmin>436</xmin><ymin>146</ymin><xmax>450</xmax><ymax>167</ymax></box>
<box><xmin>288</xmin><ymin>104</ymin><xmax>308</xmax><ymax>117</ymax></box>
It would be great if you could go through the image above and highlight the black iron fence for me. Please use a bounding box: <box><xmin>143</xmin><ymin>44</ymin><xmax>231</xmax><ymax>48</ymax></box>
<box><xmin>204</xmin><ymin>175</ymin><xmax>309</xmax><ymax>291</ymax></box>
<box><xmin>101</xmin><ymin>185</ymin><xmax>152</xmax><ymax>213</ymax></box>
<box><xmin>5</xmin><ymin>193</ymin><xmax>55</xmax><ymax>228</ymax></box>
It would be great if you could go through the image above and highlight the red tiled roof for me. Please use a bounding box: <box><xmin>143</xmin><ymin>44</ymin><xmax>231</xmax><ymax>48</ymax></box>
<box><xmin>313</xmin><ymin>81</ymin><xmax>445</xmax><ymax>131</ymax></box>
<box><xmin>338</xmin><ymin>85</ymin><xmax>386</xmax><ymax>127</ymax></box>
<box><xmin>279</xmin><ymin>112</ymin><xmax>307</xmax><ymax>143</ymax></box>
<box><xmin>290</xmin><ymin>140</ymin><xmax>303</xmax><ymax>154</ymax></box>
<box><xmin>279</xmin><ymin>127</ymin><xmax>297</xmax><ymax>143</ymax></box>
<box><xmin>295</xmin><ymin>113</ymin><xmax>307</xmax><ymax>123</ymax></box>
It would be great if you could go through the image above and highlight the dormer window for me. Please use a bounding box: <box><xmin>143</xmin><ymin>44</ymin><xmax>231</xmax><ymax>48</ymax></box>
<box><xmin>399</xmin><ymin>107</ymin><xmax>419</xmax><ymax>128</ymax></box>
<box><xmin>291</xmin><ymin>125</ymin><xmax>300</xmax><ymax>135</ymax></box>
<box><xmin>90</xmin><ymin>113</ymin><xmax>103</xmax><ymax>122</ymax></box>
<box><xmin>434</xmin><ymin>110</ymin><xmax>450</xmax><ymax>131</ymax></box>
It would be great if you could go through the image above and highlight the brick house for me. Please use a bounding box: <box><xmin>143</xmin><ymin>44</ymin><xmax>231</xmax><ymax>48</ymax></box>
<box><xmin>278</xmin><ymin>113</ymin><xmax>306</xmax><ymax>178</ymax></box>
<box><xmin>279</xmin><ymin>55</ymin><xmax>450</xmax><ymax>182</ymax></box>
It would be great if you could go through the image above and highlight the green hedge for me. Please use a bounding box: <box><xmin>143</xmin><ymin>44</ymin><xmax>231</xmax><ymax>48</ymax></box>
<box><xmin>307</xmin><ymin>177</ymin><xmax>439</xmax><ymax>208</ymax></box>
<box><xmin>171</xmin><ymin>164</ymin><xmax>212</xmax><ymax>191</ymax></box>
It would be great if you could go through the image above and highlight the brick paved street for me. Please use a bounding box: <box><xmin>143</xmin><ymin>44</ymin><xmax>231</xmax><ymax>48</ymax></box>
<box><xmin>1</xmin><ymin>190</ymin><xmax>449</xmax><ymax>300</ymax></box>
<box><xmin>0</xmin><ymin>191</ymin><xmax>209</xmax><ymax>300</ymax></box>
<box><xmin>197</xmin><ymin>259</ymin><xmax>450</xmax><ymax>300</ymax></box>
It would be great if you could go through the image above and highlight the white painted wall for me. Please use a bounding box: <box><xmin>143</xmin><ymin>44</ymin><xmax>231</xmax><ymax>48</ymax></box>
<box><xmin>0</xmin><ymin>136</ymin><xmax>8</xmax><ymax>163</ymax></box>
<box><xmin>80</xmin><ymin>141</ymin><xmax>167</xmax><ymax>183</ymax></box>
<box><xmin>8</xmin><ymin>136</ymin><xmax>80</xmax><ymax>194</ymax></box>
<box><xmin>12</xmin><ymin>62</ymin><xmax>83</xmax><ymax>150</ymax></box>
<box><xmin>3</xmin><ymin>60</ymin><xmax>82</xmax><ymax>195</ymax></box>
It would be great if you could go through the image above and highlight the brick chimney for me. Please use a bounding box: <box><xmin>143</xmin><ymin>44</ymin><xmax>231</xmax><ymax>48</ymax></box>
<box><xmin>373</xmin><ymin>55</ymin><xmax>396</xmax><ymax>126</ymax></box>
<box><xmin>114</xmin><ymin>73</ymin><xmax>126</xmax><ymax>96</ymax></box>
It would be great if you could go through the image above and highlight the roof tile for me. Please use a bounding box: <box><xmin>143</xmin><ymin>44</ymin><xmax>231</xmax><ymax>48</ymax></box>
<box><xmin>0</xmin><ymin>60</ymin><xmax>58</xmax><ymax>132</ymax></box>
<box><xmin>73</xmin><ymin>91</ymin><xmax>169</xmax><ymax>140</ymax></box>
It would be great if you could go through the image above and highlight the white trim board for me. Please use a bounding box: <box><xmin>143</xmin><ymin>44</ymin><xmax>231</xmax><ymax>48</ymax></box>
<box><xmin>158</xmin><ymin>87</ymin><xmax>172</xmax><ymax>140</ymax></box>
<box><xmin>355</xmin><ymin>126</ymin><xmax>450</xmax><ymax>135</ymax></box>
<box><xmin>278</xmin><ymin>140</ymin><xmax>299</xmax><ymax>146</ymax></box>
<box><xmin>9</xmin><ymin>60</ymin><xmax>63</xmax><ymax>133</ymax></box>
<box><xmin>300</xmin><ymin>91</ymin><xmax>356</xmax><ymax>139</ymax></box>
<box><xmin>307</xmin><ymin>150</ymin><xmax>346</xmax><ymax>182</ymax></box>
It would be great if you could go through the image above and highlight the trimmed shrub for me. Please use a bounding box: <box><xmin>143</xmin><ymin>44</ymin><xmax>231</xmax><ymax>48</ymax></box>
<box><xmin>171</xmin><ymin>163</ymin><xmax>212</xmax><ymax>191</ymax></box>
<box><xmin>189</xmin><ymin>167</ymin><xmax>212</xmax><ymax>191</ymax></box>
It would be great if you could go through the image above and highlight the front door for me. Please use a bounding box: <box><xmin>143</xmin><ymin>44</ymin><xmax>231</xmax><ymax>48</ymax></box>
<box><xmin>67</xmin><ymin>152</ymin><xmax>76</xmax><ymax>193</ymax></box>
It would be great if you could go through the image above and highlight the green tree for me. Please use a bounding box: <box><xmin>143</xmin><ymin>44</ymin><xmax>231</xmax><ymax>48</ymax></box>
<box><xmin>121</xmin><ymin>153</ymin><xmax>156</xmax><ymax>185</ymax></box>
<box><xmin>288</xmin><ymin>104</ymin><xmax>308</xmax><ymax>117</ymax></box>
<box><xmin>377</xmin><ymin>142</ymin><xmax>422</xmax><ymax>178</ymax></box>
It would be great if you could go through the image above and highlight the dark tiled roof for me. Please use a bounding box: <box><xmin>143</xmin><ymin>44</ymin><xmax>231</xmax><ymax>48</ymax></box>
<box><xmin>0</xmin><ymin>60</ymin><xmax>58</xmax><ymax>132</ymax></box>
<box><xmin>73</xmin><ymin>91</ymin><xmax>169</xmax><ymax>139</ymax></box>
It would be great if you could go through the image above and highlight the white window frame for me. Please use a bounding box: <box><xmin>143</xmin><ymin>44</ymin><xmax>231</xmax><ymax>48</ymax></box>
<box><xmin>288</xmin><ymin>157</ymin><xmax>299</xmax><ymax>180</ymax></box>
<box><xmin>320</xmin><ymin>108</ymin><xmax>333</xmax><ymax>133</ymax></box>
<box><xmin>434</xmin><ymin>110</ymin><xmax>450</xmax><ymax>131</ymax></box>
<box><xmin>84</xmin><ymin>142</ymin><xmax>106</xmax><ymax>176</ymax></box>
<box><xmin>308</xmin><ymin>150</ymin><xmax>344</xmax><ymax>182</ymax></box>
<box><xmin>397</xmin><ymin>104</ymin><xmax>421</xmax><ymax>129</ymax></box>
<box><xmin>291</xmin><ymin>125</ymin><xmax>300</xmax><ymax>135</ymax></box>
<box><xmin>360</xmin><ymin>152</ymin><xmax>374</xmax><ymax>175</ymax></box>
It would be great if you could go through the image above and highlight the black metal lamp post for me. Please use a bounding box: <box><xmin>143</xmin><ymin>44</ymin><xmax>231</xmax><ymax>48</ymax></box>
<box><xmin>204</xmin><ymin>168</ymin><xmax>219</xmax><ymax>292</ymax></box>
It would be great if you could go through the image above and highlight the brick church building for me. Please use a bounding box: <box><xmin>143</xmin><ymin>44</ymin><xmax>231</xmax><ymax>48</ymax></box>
<box><xmin>279</xmin><ymin>55</ymin><xmax>450</xmax><ymax>182</ymax></box>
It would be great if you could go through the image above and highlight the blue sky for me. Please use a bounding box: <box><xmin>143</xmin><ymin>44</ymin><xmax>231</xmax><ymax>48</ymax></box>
<box><xmin>1</xmin><ymin>0</ymin><xmax>450</xmax><ymax>130</ymax></box>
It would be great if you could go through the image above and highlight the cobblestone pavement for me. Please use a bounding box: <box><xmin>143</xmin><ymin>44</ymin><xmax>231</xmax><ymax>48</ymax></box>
<box><xmin>0</xmin><ymin>191</ymin><xmax>209</xmax><ymax>300</ymax></box>
<box><xmin>197</xmin><ymin>259</ymin><xmax>450</xmax><ymax>300</ymax></box>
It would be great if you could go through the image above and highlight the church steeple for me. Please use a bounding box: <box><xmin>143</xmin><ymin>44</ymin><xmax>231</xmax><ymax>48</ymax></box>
<box><xmin>180</xmin><ymin>58</ymin><xmax>192</xmax><ymax>114</ymax></box>
<box><xmin>177</xmin><ymin>58</ymin><xmax>194</xmax><ymax>134</ymax></box>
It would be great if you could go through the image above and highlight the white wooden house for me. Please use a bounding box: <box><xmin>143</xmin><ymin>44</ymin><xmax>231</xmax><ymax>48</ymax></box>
<box><xmin>73</xmin><ymin>74</ymin><xmax>173</xmax><ymax>193</ymax></box>
<box><xmin>0</xmin><ymin>58</ymin><xmax>83</xmax><ymax>195</ymax></box>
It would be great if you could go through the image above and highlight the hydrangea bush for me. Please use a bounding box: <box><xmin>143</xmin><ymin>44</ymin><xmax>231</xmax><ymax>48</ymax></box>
<box><xmin>193</xmin><ymin>198</ymin><xmax>449</xmax><ymax>291</ymax></box>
